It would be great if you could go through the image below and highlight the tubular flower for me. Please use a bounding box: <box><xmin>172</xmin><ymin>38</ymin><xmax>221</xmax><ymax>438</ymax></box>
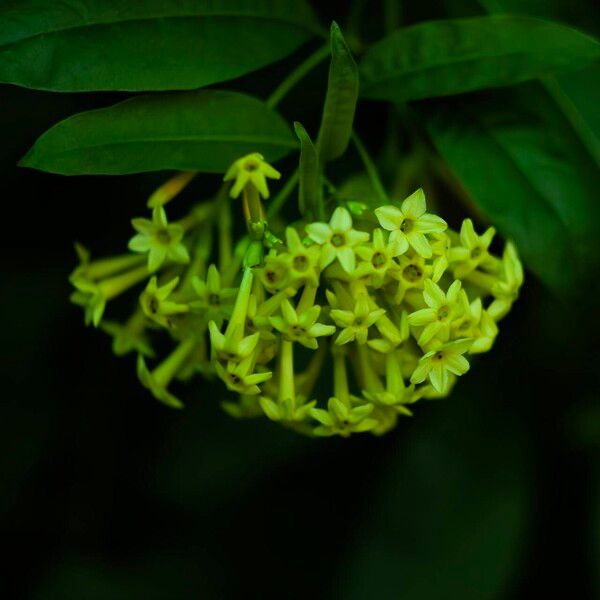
<box><xmin>71</xmin><ymin>159</ymin><xmax>523</xmax><ymax>437</ymax></box>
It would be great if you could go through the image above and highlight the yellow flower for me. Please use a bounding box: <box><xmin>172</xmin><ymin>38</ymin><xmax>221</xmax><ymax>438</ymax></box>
<box><xmin>223</xmin><ymin>152</ymin><xmax>281</xmax><ymax>199</ymax></box>
<box><xmin>410</xmin><ymin>338</ymin><xmax>473</xmax><ymax>394</ymax></box>
<box><xmin>374</xmin><ymin>188</ymin><xmax>447</xmax><ymax>258</ymax></box>
<box><xmin>305</xmin><ymin>206</ymin><xmax>369</xmax><ymax>273</ymax></box>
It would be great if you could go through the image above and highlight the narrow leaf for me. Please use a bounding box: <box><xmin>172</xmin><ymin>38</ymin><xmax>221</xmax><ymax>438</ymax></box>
<box><xmin>317</xmin><ymin>22</ymin><xmax>359</xmax><ymax>162</ymax></box>
<box><xmin>20</xmin><ymin>90</ymin><xmax>297</xmax><ymax>175</ymax></box>
<box><xmin>419</xmin><ymin>83</ymin><xmax>600</xmax><ymax>292</ymax></box>
<box><xmin>294</xmin><ymin>122</ymin><xmax>321</xmax><ymax>219</ymax></box>
<box><xmin>360</xmin><ymin>16</ymin><xmax>600</xmax><ymax>102</ymax></box>
<box><xmin>0</xmin><ymin>0</ymin><xmax>322</xmax><ymax>91</ymax></box>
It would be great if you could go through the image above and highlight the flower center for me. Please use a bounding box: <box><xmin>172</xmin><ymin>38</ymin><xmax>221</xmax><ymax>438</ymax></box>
<box><xmin>156</xmin><ymin>228</ymin><xmax>172</xmax><ymax>244</ymax></box>
<box><xmin>400</xmin><ymin>219</ymin><xmax>414</xmax><ymax>233</ymax></box>
<box><xmin>290</xmin><ymin>325</ymin><xmax>305</xmax><ymax>336</ymax></box>
<box><xmin>293</xmin><ymin>254</ymin><xmax>309</xmax><ymax>272</ymax></box>
<box><xmin>471</xmin><ymin>246</ymin><xmax>483</xmax><ymax>259</ymax></box>
<box><xmin>230</xmin><ymin>374</ymin><xmax>241</xmax><ymax>384</ymax></box>
<box><xmin>149</xmin><ymin>297</ymin><xmax>159</xmax><ymax>314</ymax></box>
<box><xmin>331</xmin><ymin>232</ymin><xmax>346</xmax><ymax>247</ymax></box>
<box><xmin>244</xmin><ymin>159</ymin><xmax>259</xmax><ymax>172</ymax></box>
<box><xmin>438</xmin><ymin>305</ymin><xmax>450</xmax><ymax>320</ymax></box>
<box><xmin>209</xmin><ymin>293</ymin><xmax>220</xmax><ymax>306</ymax></box>
<box><xmin>433</xmin><ymin>351</ymin><xmax>444</xmax><ymax>362</ymax></box>
<box><xmin>402</xmin><ymin>264</ymin><xmax>422</xmax><ymax>282</ymax></box>
<box><xmin>371</xmin><ymin>252</ymin><xmax>386</xmax><ymax>268</ymax></box>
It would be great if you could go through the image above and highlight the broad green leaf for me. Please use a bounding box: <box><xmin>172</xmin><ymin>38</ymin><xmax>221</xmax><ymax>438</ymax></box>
<box><xmin>419</xmin><ymin>83</ymin><xmax>600</xmax><ymax>292</ymax></box>
<box><xmin>360</xmin><ymin>16</ymin><xmax>600</xmax><ymax>102</ymax></box>
<box><xmin>294</xmin><ymin>122</ymin><xmax>321</xmax><ymax>219</ymax></box>
<box><xmin>19</xmin><ymin>90</ymin><xmax>297</xmax><ymax>175</ymax></box>
<box><xmin>317</xmin><ymin>22</ymin><xmax>359</xmax><ymax>162</ymax></box>
<box><xmin>340</xmin><ymin>384</ymin><xmax>532</xmax><ymax>600</ymax></box>
<box><xmin>0</xmin><ymin>0</ymin><xmax>322</xmax><ymax>91</ymax></box>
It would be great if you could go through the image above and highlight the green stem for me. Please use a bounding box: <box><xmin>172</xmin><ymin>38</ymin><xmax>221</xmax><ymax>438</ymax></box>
<box><xmin>266</xmin><ymin>44</ymin><xmax>330</xmax><ymax>109</ymax></box>
<box><xmin>152</xmin><ymin>337</ymin><xmax>196</xmax><ymax>388</ymax></box>
<box><xmin>218</xmin><ymin>195</ymin><xmax>233</xmax><ymax>272</ymax></box>
<box><xmin>279</xmin><ymin>339</ymin><xmax>296</xmax><ymax>412</ymax></box>
<box><xmin>98</xmin><ymin>265</ymin><xmax>149</xmax><ymax>300</ymax></box>
<box><xmin>296</xmin><ymin>283</ymin><xmax>318</xmax><ymax>315</ymax></box>
<box><xmin>352</xmin><ymin>132</ymin><xmax>389</xmax><ymax>203</ymax></box>
<box><xmin>266</xmin><ymin>169</ymin><xmax>299</xmax><ymax>220</ymax></box>
<box><xmin>73</xmin><ymin>253</ymin><xmax>145</xmax><ymax>281</ymax></box>
<box><xmin>226</xmin><ymin>268</ymin><xmax>254</xmax><ymax>336</ymax></box>
<box><xmin>333</xmin><ymin>350</ymin><xmax>350</xmax><ymax>407</ymax></box>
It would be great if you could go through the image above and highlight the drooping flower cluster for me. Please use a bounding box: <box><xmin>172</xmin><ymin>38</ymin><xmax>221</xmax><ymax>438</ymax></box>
<box><xmin>70</xmin><ymin>154</ymin><xmax>523</xmax><ymax>437</ymax></box>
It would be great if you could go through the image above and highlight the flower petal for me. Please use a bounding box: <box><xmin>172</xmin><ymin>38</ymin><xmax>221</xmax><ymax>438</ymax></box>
<box><xmin>401</xmin><ymin>188</ymin><xmax>426</xmax><ymax>218</ymax></box>
<box><xmin>306</xmin><ymin>222</ymin><xmax>332</xmax><ymax>244</ymax></box>
<box><xmin>375</xmin><ymin>205</ymin><xmax>403</xmax><ymax>230</ymax></box>
<box><xmin>408</xmin><ymin>232</ymin><xmax>432</xmax><ymax>258</ymax></box>
<box><xmin>330</xmin><ymin>207</ymin><xmax>352</xmax><ymax>231</ymax></box>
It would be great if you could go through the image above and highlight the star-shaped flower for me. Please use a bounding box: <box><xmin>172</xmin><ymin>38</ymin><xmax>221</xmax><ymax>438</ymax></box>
<box><xmin>374</xmin><ymin>188</ymin><xmax>447</xmax><ymax>258</ymax></box>
<box><xmin>410</xmin><ymin>338</ymin><xmax>473</xmax><ymax>394</ymax></box>
<box><xmin>489</xmin><ymin>242</ymin><xmax>524</xmax><ymax>321</ymax></box>
<box><xmin>128</xmin><ymin>206</ymin><xmax>190</xmax><ymax>272</ymax></box>
<box><xmin>330</xmin><ymin>293</ymin><xmax>386</xmax><ymax>345</ymax></box>
<box><xmin>139</xmin><ymin>276</ymin><xmax>189</xmax><ymax>329</ymax></box>
<box><xmin>269</xmin><ymin>299</ymin><xmax>335</xmax><ymax>349</ymax></box>
<box><xmin>355</xmin><ymin>228</ymin><xmax>403</xmax><ymax>287</ymax></box>
<box><xmin>208</xmin><ymin>322</ymin><xmax>260</xmax><ymax>362</ymax></box>
<box><xmin>223</xmin><ymin>152</ymin><xmax>281</xmax><ymax>199</ymax></box>
<box><xmin>453</xmin><ymin>291</ymin><xmax>498</xmax><ymax>354</ymax></box>
<box><xmin>309</xmin><ymin>397</ymin><xmax>377</xmax><ymax>437</ymax></box>
<box><xmin>190</xmin><ymin>264</ymin><xmax>237</xmax><ymax>326</ymax></box>
<box><xmin>101</xmin><ymin>311</ymin><xmax>154</xmax><ymax>357</ymax></box>
<box><xmin>407</xmin><ymin>279</ymin><xmax>463</xmax><ymax>347</ymax></box>
<box><xmin>305</xmin><ymin>207</ymin><xmax>369</xmax><ymax>273</ymax></box>
<box><xmin>392</xmin><ymin>252</ymin><xmax>433</xmax><ymax>303</ymax></box>
<box><xmin>449</xmin><ymin>218</ymin><xmax>496</xmax><ymax>278</ymax></box>
<box><xmin>215</xmin><ymin>356</ymin><xmax>272</xmax><ymax>395</ymax></box>
<box><xmin>269</xmin><ymin>227</ymin><xmax>322</xmax><ymax>287</ymax></box>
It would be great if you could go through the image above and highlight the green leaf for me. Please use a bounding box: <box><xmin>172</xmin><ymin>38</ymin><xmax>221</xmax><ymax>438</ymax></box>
<box><xmin>0</xmin><ymin>0</ymin><xmax>322</xmax><ymax>91</ymax></box>
<box><xmin>19</xmin><ymin>90</ymin><xmax>297</xmax><ymax>175</ymax></box>
<box><xmin>340</xmin><ymin>385</ymin><xmax>532</xmax><ymax>600</ymax></box>
<box><xmin>294</xmin><ymin>122</ymin><xmax>321</xmax><ymax>219</ymax></box>
<box><xmin>317</xmin><ymin>22</ymin><xmax>359</xmax><ymax>162</ymax></box>
<box><xmin>419</xmin><ymin>83</ymin><xmax>600</xmax><ymax>292</ymax></box>
<box><xmin>360</xmin><ymin>16</ymin><xmax>600</xmax><ymax>102</ymax></box>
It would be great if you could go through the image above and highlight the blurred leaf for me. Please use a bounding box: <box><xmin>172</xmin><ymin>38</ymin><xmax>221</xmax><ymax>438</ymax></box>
<box><xmin>419</xmin><ymin>83</ymin><xmax>600</xmax><ymax>292</ymax></box>
<box><xmin>19</xmin><ymin>91</ymin><xmax>297</xmax><ymax>175</ymax></box>
<box><xmin>340</xmin><ymin>386</ymin><xmax>532</xmax><ymax>600</ymax></box>
<box><xmin>317</xmin><ymin>22</ymin><xmax>359</xmax><ymax>162</ymax></box>
<box><xmin>0</xmin><ymin>0</ymin><xmax>322</xmax><ymax>91</ymax></box>
<box><xmin>294</xmin><ymin>121</ymin><xmax>321</xmax><ymax>219</ymax></box>
<box><xmin>360</xmin><ymin>16</ymin><xmax>600</xmax><ymax>102</ymax></box>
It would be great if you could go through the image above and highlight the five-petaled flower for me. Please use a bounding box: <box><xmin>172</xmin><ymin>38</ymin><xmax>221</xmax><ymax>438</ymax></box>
<box><xmin>375</xmin><ymin>188</ymin><xmax>447</xmax><ymax>258</ymax></box>
<box><xmin>223</xmin><ymin>152</ymin><xmax>281</xmax><ymax>199</ymax></box>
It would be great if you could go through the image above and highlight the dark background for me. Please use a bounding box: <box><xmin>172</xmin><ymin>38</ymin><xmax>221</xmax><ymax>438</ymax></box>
<box><xmin>2</xmin><ymin>1</ymin><xmax>600</xmax><ymax>598</ymax></box>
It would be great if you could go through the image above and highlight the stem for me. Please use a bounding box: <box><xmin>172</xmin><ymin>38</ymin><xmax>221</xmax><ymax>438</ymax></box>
<box><xmin>218</xmin><ymin>195</ymin><xmax>233</xmax><ymax>273</ymax></box>
<box><xmin>266</xmin><ymin>169</ymin><xmax>299</xmax><ymax>220</ymax></box>
<box><xmin>98</xmin><ymin>265</ymin><xmax>148</xmax><ymax>300</ymax></box>
<box><xmin>74</xmin><ymin>253</ymin><xmax>145</xmax><ymax>281</ymax></box>
<box><xmin>152</xmin><ymin>337</ymin><xmax>196</xmax><ymax>387</ymax></box>
<box><xmin>226</xmin><ymin>268</ymin><xmax>253</xmax><ymax>335</ymax></box>
<box><xmin>147</xmin><ymin>171</ymin><xmax>197</xmax><ymax>208</ymax></box>
<box><xmin>356</xmin><ymin>343</ymin><xmax>383</xmax><ymax>392</ymax></box>
<box><xmin>296</xmin><ymin>283</ymin><xmax>318</xmax><ymax>315</ymax></box>
<box><xmin>333</xmin><ymin>350</ymin><xmax>350</xmax><ymax>407</ymax></box>
<box><xmin>279</xmin><ymin>339</ymin><xmax>296</xmax><ymax>413</ymax></box>
<box><xmin>266</xmin><ymin>44</ymin><xmax>330</xmax><ymax>108</ymax></box>
<box><xmin>352</xmin><ymin>132</ymin><xmax>389</xmax><ymax>203</ymax></box>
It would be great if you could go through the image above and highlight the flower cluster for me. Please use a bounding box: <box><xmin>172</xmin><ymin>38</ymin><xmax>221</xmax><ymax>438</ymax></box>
<box><xmin>70</xmin><ymin>154</ymin><xmax>523</xmax><ymax>437</ymax></box>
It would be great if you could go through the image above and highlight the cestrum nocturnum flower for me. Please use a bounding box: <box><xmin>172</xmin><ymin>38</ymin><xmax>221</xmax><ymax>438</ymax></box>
<box><xmin>70</xmin><ymin>148</ymin><xmax>523</xmax><ymax>438</ymax></box>
<box><xmin>223</xmin><ymin>152</ymin><xmax>281</xmax><ymax>199</ymax></box>
<box><xmin>375</xmin><ymin>188</ymin><xmax>447</xmax><ymax>258</ymax></box>
<box><xmin>128</xmin><ymin>205</ymin><xmax>190</xmax><ymax>272</ymax></box>
<box><xmin>306</xmin><ymin>206</ymin><xmax>369</xmax><ymax>273</ymax></box>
